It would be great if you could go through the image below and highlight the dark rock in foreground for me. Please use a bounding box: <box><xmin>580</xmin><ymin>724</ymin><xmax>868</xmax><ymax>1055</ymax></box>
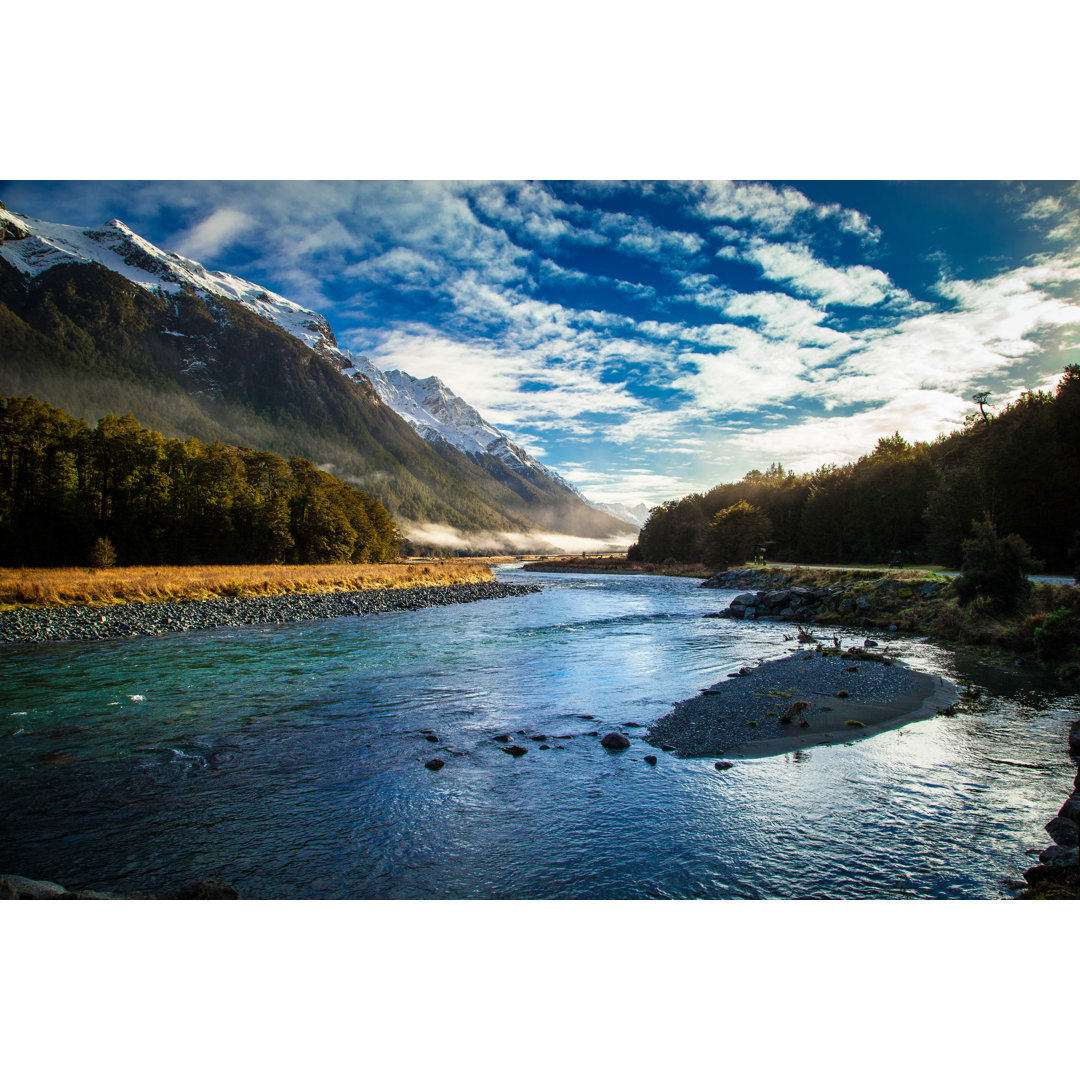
<box><xmin>0</xmin><ymin>872</ymin><xmax>239</xmax><ymax>899</ymax></box>
<box><xmin>600</xmin><ymin>732</ymin><xmax>631</xmax><ymax>750</ymax></box>
<box><xmin>0</xmin><ymin>582</ymin><xmax>542</xmax><ymax>646</ymax></box>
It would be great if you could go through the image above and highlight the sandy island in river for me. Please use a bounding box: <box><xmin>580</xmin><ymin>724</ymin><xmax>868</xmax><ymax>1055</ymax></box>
<box><xmin>647</xmin><ymin>648</ymin><xmax>959</xmax><ymax>761</ymax></box>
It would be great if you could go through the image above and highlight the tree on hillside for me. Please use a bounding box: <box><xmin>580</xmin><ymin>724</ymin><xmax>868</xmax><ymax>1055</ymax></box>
<box><xmin>705</xmin><ymin>500</ymin><xmax>772</xmax><ymax>569</ymax></box>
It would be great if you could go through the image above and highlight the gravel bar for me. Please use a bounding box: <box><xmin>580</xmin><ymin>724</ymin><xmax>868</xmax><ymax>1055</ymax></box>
<box><xmin>0</xmin><ymin>582</ymin><xmax>542</xmax><ymax>645</ymax></box>
<box><xmin>648</xmin><ymin>648</ymin><xmax>958</xmax><ymax>760</ymax></box>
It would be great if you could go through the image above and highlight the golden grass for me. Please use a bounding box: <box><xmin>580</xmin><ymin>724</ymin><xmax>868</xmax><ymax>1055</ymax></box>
<box><xmin>0</xmin><ymin>561</ymin><xmax>496</xmax><ymax>608</ymax></box>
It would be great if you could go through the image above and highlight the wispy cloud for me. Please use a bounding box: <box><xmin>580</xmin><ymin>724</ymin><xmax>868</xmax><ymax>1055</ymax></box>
<box><xmin>741</xmin><ymin>239</ymin><xmax>910</xmax><ymax>308</ymax></box>
<box><xmin>170</xmin><ymin>207</ymin><xmax>254</xmax><ymax>260</ymax></box>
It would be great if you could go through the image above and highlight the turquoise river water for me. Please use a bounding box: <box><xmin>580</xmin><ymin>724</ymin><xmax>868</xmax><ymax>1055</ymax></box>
<box><xmin>1</xmin><ymin>567</ymin><xmax>1076</xmax><ymax>898</ymax></box>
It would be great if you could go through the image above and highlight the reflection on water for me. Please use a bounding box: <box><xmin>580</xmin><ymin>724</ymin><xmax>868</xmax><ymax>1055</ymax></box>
<box><xmin>0</xmin><ymin>568</ymin><xmax>1075</xmax><ymax>898</ymax></box>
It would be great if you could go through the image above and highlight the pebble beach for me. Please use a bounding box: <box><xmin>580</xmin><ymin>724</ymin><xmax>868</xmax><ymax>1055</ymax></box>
<box><xmin>648</xmin><ymin>647</ymin><xmax>958</xmax><ymax>759</ymax></box>
<box><xmin>0</xmin><ymin>581</ymin><xmax>542</xmax><ymax>645</ymax></box>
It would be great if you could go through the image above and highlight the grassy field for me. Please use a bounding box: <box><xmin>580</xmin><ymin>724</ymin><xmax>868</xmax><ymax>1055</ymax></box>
<box><xmin>0</xmin><ymin>561</ymin><xmax>496</xmax><ymax>608</ymax></box>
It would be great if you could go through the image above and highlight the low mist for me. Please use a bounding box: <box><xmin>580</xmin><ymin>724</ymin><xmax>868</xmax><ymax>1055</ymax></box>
<box><xmin>401</xmin><ymin>521</ymin><xmax>638</xmax><ymax>555</ymax></box>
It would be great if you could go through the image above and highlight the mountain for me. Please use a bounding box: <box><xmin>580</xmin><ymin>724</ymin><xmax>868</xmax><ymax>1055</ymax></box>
<box><xmin>586</xmin><ymin>500</ymin><xmax>652</xmax><ymax>528</ymax></box>
<box><xmin>0</xmin><ymin>203</ymin><xmax>634</xmax><ymax>551</ymax></box>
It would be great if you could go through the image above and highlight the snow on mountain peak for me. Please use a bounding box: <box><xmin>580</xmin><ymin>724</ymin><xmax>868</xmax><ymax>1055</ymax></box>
<box><xmin>0</xmin><ymin>205</ymin><xmax>595</xmax><ymax>508</ymax></box>
<box><xmin>0</xmin><ymin>205</ymin><xmax>338</xmax><ymax>354</ymax></box>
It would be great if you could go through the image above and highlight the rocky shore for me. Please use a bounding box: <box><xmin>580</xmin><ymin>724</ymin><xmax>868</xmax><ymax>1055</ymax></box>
<box><xmin>1018</xmin><ymin>719</ymin><xmax>1080</xmax><ymax>899</ymax></box>
<box><xmin>701</xmin><ymin>567</ymin><xmax>948</xmax><ymax>628</ymax></box>
<box><xmin>0</xmin><ymin>874</ymin><xmax>239</xmax><ymax>899</ymax></box>
<box><xmin>647</xmin><ymin>646</ymin><xmax>957</xmax><ymax>759</ymax></box>
<box><xmin>0</xmin><ymin>582</ymin><xmax>542</xmax><ymax>645</ymax></box>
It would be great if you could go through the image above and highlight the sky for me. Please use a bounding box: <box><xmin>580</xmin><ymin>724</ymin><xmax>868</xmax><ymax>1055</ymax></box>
<box><xmin>3</xmin><ymin>179</ymin><xmax>1078</xmax><ymax>509</ymax></box>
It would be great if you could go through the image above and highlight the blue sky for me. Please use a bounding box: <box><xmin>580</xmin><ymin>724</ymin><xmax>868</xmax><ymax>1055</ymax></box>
<box><xmin>3</xmin><ymin>180</ymin><xmax>1079</xmax><ymax>507</ymax></box>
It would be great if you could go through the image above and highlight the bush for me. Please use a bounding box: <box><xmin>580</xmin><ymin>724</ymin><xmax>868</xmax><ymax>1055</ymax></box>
<box><xmin>955</xmin><ymin>516</ymin><xmax>1042</xmax><ymax>612</ymax></box>
<box><xmin>89</xmin><ymin>537</ymin><xmax>117</xmax><ymax>569</ymax></box>
<box><xmin>1034</xmin><ymin>608</ymin><xmax>1078</xmax><ymax>662</ymax></box>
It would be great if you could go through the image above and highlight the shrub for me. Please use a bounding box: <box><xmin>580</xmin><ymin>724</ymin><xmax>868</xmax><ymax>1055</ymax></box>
<box><xmin>89</xmin><ymin>537</ymin><xmax>117</xmax><ymax>569</ymax></box>
<box><xmin>1034</xmin><ymin>608</ymin><xmax>1078</xmax><ymax>662</ymax></box>
<box><xmin>955</xmin><ymin>515</ymin><xmax>1042</xmax><ymax>612</ymax></box>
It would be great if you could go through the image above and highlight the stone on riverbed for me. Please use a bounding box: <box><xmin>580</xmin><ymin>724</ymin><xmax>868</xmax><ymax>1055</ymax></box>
<box><xmin>600</xmin><ymin>732</ymin><xmax>631</xmax><ymax>750</ymax></box>
<box><xmin>425</xmin><ymin>758</ymin><xmax>445</xmax><ymax>771</ymax></box>
<box><xmin>1038</xmin><ymin>844</ymin><xmax>1079</xmax><ymax>867</ymax></box>
<box><xmin>1</xmin><ymin>873</ymin><xmax>67</xmax><ymax>898</ymax></box>
<box><xmin>1045</xmin><ymin>815</ymin><xmax>1079</xmax><ymax>847</ymax></box>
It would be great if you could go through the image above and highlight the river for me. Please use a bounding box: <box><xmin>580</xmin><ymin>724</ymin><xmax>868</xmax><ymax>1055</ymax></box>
<box><xmin>1</xmin><ymin>566</ymin><xmax>1075</xmax><ymax>898</ymax></box>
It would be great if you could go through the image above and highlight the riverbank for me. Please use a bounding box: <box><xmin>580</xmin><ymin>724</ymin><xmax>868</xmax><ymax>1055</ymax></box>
<box><xmin>1017</xmin><ymin>719</ymin><xmax>1080</xmax><ymax>899</ymax></box>
<box><xmin>647</xmin><ymin>646</ymin><xmax>958</xmax><ymax>759</ymax></box>
<box><xmin>0</xmin><ymin>581</ymin><xmax>541</xmax><ymax>644</ymax></box>
<box><xmin>702</xmin><ymin>566</ymin><xmax>1080</xmax><ymax>678</ymax></box>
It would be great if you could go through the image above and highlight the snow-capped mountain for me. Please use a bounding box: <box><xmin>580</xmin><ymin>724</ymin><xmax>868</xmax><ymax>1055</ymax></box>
<box><xmin>0</xmin><ymin>205</ymin><xmax>338</xmax><ymax>353</ymax></box>
<box><xmin>586</xmin><ymin>501</ymin><xmax>652</xmax><ymax>528</ymax></box>
<box><xmin>336</xmin><ymin>352</ymin><xmax>582</xmax><ymax>496</ymax></box>
<box><xmin>0</xmin><ymin>205</ymin><xmax>584</xmax><ymax>493</ymax></box>
<box><xmin>0</xmin><ymin>203</ymin><xmax>633</xmax><ymax>545</ymax></box>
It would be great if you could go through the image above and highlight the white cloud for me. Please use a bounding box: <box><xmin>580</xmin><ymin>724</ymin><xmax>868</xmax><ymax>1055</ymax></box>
<box><xmin>557</xmin><ymin>465</ymin><xmax>688</xmax><ymax>506</ymax></box>
<box><xmin>171</xmin><ymin>207</ymin><xmax>254</xmax><ymax>260</ymax></box>
<box><xmin>743</xmin><ymin>240</ymin><xmax>903</xmax><ymax>307</ymax></box>
<box><xmin>694</xmin><ymin>180</ymin><xmax>881</xmax><ymax>242</ymax></box>
<box><xmin>724</xmin><ymin>388</ymin><xmax>970</xmax><ymax>474</ymax></box>
<box><xmin>721</xmin><ymin>291</ymin><xmax>847</xmax><ymax>346</ymax></box>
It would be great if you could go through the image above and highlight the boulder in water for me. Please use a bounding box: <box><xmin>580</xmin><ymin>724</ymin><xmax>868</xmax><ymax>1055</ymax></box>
<box><xmin>600</xmin><ymin>732</ymin><xmax>631</xmax><ymax>750</ymax></box>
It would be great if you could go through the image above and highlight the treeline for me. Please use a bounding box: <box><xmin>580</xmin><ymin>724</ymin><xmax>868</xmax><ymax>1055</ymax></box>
<box><xmin>630</xmin><ymin>366</ymin><xmax>1080</xmax><ymax>573</ymax></box>
<box><xmin>0</xmin><ymin>396</ymin><xmax>399</xmax><ymax>566</ymax></box>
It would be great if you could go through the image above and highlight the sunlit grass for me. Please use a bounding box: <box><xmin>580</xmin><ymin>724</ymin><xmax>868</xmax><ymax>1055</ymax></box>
<box><xmin>0</xmin><ymin>560</ymin><xmax>496</xmax><ymax>608</ymax></box>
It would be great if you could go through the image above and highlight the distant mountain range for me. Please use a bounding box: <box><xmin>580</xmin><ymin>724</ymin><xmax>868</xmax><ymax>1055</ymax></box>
<box><xmin>0</xmin><ymin>203</ymin><xmax>642</xmax><ymax>550</ymax></box>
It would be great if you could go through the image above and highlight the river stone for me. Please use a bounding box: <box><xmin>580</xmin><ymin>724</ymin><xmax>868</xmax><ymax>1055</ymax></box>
<box><xmin>714</xmin><ymin>760</ymin><xmax>733</xmax><ymax>770</ymax></box>
<box><xmin>643</xmin><ymin>755</ymin><xmax>657</xmax><ymax>765</ymax></box>
<box><xmin>1045</xmin><ymin>816</ymin><xmax>1079</xmax><ymax>847</ymax></box>
<box><xmin>1038</xmin><ymin>844</ymin><xmax>1079</xmax><ymax>867</ymax></box>
<box><xmin>492</xmin><ymin>734</ymin><xmax>512</xmax><ymax>743</ymax></box>
<box><xmin>1057</xmin><ymin>793</ymin><xmax>1080</xmax><ymax>824</ymax></box>
<box><xmin>1022</xmin><ymin>863</ymin><xmax>1055</xmax><ymax>885</ymax></box>
<box><xmin>600</xmin><ymin>732</ymin><xmax>631</xmax><ymax>750</ymax></box>
<box><xmin>502</xmin><ymin>745</ymin><xmax>528</xmax><ymax>757</ymax></box>
<box><xmin>3</xmin><ymin>874</ymin><xmax>67</xmax><ymax>898</ymax></box>
<box><xmin>425</xmin><ymin>758</ymin><xmax>445</xmax><ymax>771</ymax></box>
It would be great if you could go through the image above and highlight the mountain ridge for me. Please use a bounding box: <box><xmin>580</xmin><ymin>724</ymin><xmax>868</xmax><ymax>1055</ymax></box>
<box><xmin>0</xmin><ymin>204</ymin><xmax>635</xmax><ymax>550</ymax></box>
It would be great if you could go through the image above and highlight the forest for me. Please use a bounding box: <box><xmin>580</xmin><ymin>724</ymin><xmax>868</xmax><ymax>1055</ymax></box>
<box><xmin>0</xmin><ymin>396</ymin><xmax>399</xmax><ymax>566</ymax></box>
<box><xmin>629</xmin><ymin>366</ymin><xmax>1080</xmax><ymax>574</ymax></box>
